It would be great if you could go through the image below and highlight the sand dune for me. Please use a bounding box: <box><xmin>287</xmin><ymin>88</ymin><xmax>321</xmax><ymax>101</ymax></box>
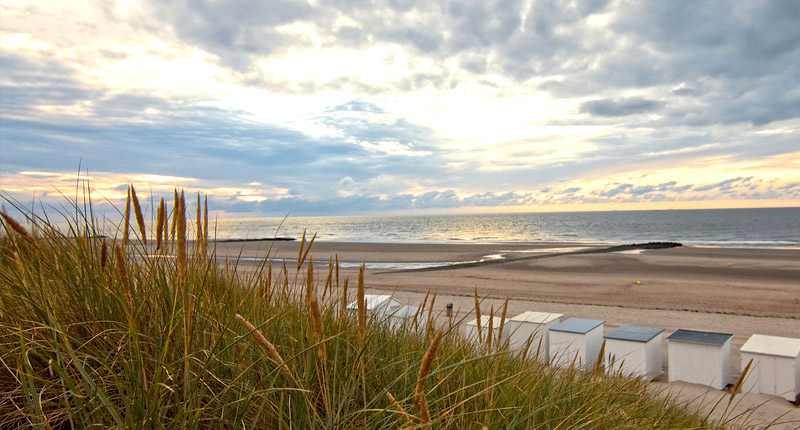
<box><xmin>213</xmin><ymin>240</ymin><xmax>800</xmax><ymax>429</ymax></box>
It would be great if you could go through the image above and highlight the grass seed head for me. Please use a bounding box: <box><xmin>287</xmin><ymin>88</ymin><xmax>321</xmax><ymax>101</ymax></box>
<box><xmin>130</xmin><ymin>184</ymin><xmax>147</xmax><ymax>245</ymax></box>
<box><xmin>1</xmin><ymin>211</ymin><xmax>37</xmax><ymax>248</ymax></box>
<box><xmin>196</xmin><ymin>192</ymin><xmax>202</xmax><ymax>245</ymax></box>
<box><xmin>235</xmin><ymin>314</ymin><xmax>293</xmax><ymax>379</ymax></box>
<box><xmin>100</xmin><ymin>240</ymin><xmax>108</xmax><ymax>270</ymax></box>
<box><xmin>177</xmin><ymin>190</ymin><xmax>187</xmax><ymax>287</ymax></box>
<box><xmin>156</xmin><ymin>198</ymin><xmax>165</xmax><ymax>251</ymax></box>
<box><xmin>414</xmin><ymin>330</ymin><xmax>443</xmax><ymax>424</ymax></box>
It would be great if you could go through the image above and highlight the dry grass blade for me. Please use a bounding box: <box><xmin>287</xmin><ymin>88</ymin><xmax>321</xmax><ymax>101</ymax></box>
<box><xmin>122</xmin><ymin>187</ymin><xmax>131</xmax><ymax>248</ymax></box>
<box><xmin>265</xmin><ymin>261</ymin><xmax>272</xmax><ymax>300</ymax></box>
<box><xmin>729</xmin><ymin>359</ymin><xmax>752</xmax><ymax>405</ymax></box>
<box><xmin>177</xmin><ymin>190</ymin><xmax>187</xmax><ymax>288</ymax></box>
<box><xmin>130</xmin><ymin>184</ymin><xmax>147</xmax><ymax>245</ymax></box>
<box><xmin>196</xmin><ymin>193</ymin><xmax>202</xmax><ymax>247</ymax></box>
<box><xmin>357</xmin><ymin>264</ymin><xmax>366</xmax><ymax>347</ymax></box>
<box><xmin>114</xmin><ymin>245</ymin><xmax>131</xmax><ymax>304</ymax></box>
<box><xmin>414</xmin><ymin>330</ymin><xmax>443</xmax><ymax>425</ymax></box>
<box><xmin>202</xmin><ymin>195</ymin><xmax>208</xmax><ymax>255</ymax></box>
<box><xmin>473</xmin><ymin>289</ymin><xmax>482</xmax><ymax>343</ymax></box>
<box><xmin>415</xmin><ymin>291</ymin><xmax>429</xmax><ymax>333</ymax></box>
<box><xmin>234</xmin><ymin>314</ymin><xmax>293</xmax><ymax>379</ymax></box>
<box><xmin>486</xmin><ymin>306</ymin><xmax>494</xmax><ymax>351</ymax></box>
<box><xmin>386</xmin><ymin>391</ymin><xmax>416</xmax><ymax>427</ymax></box>
<box><xmin>170</xmin><ymin>189</ymin><xmax>178</xmax><ymax>251</ymax></box>
<box><xmin>297</xmin><ymin>230</ymin><xmax>306</xmax><ymax>271</ymax></box>
<box><xmin>322</xmin><ymin>257</ymin><xmax>333</xmax><ymax>301</ymax></box>
<box><xmin>1</xmin><ymin>211</ymin><xmax>37</xmax><ymax>248</ymax></box>
<box><xmin>341</xmin><ymin>277</ymin><xmax>348</xmax><ymax>316</ymax></box>
<box><xmin>427</xmin><ymin>291</ymin><xmax>437</xmax><ymax>331</ymax></box>
<box><xmin>593</xmin><ymin>340</ymin><xmax>607</xmax><ymax>374</ymax></box>
<box><xmin>281</xmin><ymin>260</ymin><xmax>288</xmax><ymax>301</ymax></box>
<box><xmin>497</xmin><ymin>298</ymin><xmax>509</xmax><ymax>349</ymax></box>
<box><xmin>306</xmin><ymin>260</ymin><xmax>326</xmax><ymax>363</ymax></box>
<box><xmin>163</xmin><ymin>199</ymin><xmax>170</xmax><ymax>251</ymax></box>
<box><xmin>298</xmin><ymin>232</ymin><xmax>316</xmax><ymax>271</ymax></box>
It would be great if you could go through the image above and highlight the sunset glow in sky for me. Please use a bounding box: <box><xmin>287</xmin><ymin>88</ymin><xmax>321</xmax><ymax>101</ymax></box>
<box><xmin>1</xmin><ymin>0</ymin><xmax>799</xmax><ymax>216</ymax></box>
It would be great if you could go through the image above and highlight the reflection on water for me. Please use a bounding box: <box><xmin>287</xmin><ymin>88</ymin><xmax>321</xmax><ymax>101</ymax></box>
<box><xmin>207</xmin><ymin>208</ymin><xmax>799</xmax><ymax>248</ymax></box>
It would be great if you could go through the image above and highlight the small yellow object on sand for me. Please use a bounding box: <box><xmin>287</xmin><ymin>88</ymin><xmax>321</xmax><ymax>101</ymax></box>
<box><xmin>636</xmin><ymin>280</ymin><xmax>642</xmax><ymax>285</ymax></box>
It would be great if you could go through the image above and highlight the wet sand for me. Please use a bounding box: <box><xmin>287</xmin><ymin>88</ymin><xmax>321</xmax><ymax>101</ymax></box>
<box><xmin>214</xmin><ymin>240</ymin><xmax>800</xmax><ymax>428</ymax></box>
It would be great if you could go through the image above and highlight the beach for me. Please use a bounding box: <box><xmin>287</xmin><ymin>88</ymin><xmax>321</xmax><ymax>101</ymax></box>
<box><xmin>215</xmin><ymin>240</ymin><xmax>800</xmax><ymax>428</ymax></box>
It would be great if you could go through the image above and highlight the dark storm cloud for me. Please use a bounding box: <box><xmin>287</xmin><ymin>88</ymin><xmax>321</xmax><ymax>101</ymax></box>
<box><xmin>580</xmin><ymin>97</ymin><xmax>663</xmax><ymax>117</ymax></box>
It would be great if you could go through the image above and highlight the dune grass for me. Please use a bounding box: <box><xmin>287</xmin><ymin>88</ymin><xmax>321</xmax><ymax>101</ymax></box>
<box><xmin>0</xmin><ymin>188</ymin><xmax>750</xmax><ymax>429</ymax></box>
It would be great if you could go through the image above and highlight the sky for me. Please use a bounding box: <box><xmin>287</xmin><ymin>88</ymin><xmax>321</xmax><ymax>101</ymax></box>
<box><xmin>1</xmin><ymin>0</ymin><xmax>799</xmax><ymax>217</ymax></box>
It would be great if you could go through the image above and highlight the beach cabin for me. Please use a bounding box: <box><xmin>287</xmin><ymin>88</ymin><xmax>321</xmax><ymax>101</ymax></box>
<box><xmin>667</xmin><ymin>329</ymin><xmax>732</xmax><ymax>390</ymax></box>
<box><xmin>346</xmin><ymin>294</ymin><xmax>402</xmax><ymax>315</ymax></box>
<box><xmin>464</xmin><ymin>315</ymin><xmax>507</xmax><ymax>346</ymax></box>
<box><xmin>549</xmin><ymin>318</ymin><xmax>605</xmax><ymax>369</ymax></box>
<box><xmin>604</xmin><ymin>325</ymin><xmax>664</xmax><ymax>381</ymax></box>
<box><xmin>740</xmin><ymin>334</ymin><xmax>800</xmax><ymax>402</ymax></box>
<box><xmin>384</xmin><ymin>305</ymin><xmax>426</xmax><ymax>332</ymax></box>
<box><xmin>505</xmin><ymin>311</ymin><xmax>563</xmax><ymax>360</ymax></box>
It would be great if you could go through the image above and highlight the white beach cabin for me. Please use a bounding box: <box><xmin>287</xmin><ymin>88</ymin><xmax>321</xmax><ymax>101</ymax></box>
<box><xmin>464</xmin><ymin>315</ymin><xmax>507</xmax><ymax>346</ymax></box>
<box><xmin>667</xmin><ymin>329</ymin><xmax>732</xmax><ymax>390</ymax></box>
<box><xmin>549</xmin><ymin>318</ymin><xmax>605</xmax><ymax>369</ymax></box>
<box><xmin>384</xmin><ymin>304</ymin><xmax>426</xmax><ymax>332</ymax></box>
<box><xmin>505</xmin><ymin>311</ymin><xmax>563</xmax><ymax>360</ymax></box>
<box><xmin>740</xmin><ymin>334</ymin><xmax>800</xmax><ymax>402</ymax></box>
<box><xmin>346</xmin><ymin>294</ymin><xmax>402</xmax><ymax>315</ymax></box>
<box><xmin>604</xmin><ymin>325</ymin><xmax>664</xmax><ymax>381</ymax></box>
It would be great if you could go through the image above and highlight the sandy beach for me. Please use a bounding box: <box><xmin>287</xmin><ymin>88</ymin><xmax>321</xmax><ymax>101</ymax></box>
<box><xmin>214</xmin><ymin>240</ymin><xmax>800</xmax><ymax>428</ymax></box>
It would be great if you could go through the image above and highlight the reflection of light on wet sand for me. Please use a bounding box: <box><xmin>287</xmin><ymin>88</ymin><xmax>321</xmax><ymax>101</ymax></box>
<box><xmin>227</xmin><ymin>245</ymin><xmax>601</xmax><ymax>271</ymax></box>
<box><xmin>614</xmin><ymin>249</ymin><xmax>647</xmax><ymax>255</ymax></box>
<box><xmin>231</xmin><ymin>257</ymin><xmax>461</xmax><ymax>270</ymax></box>
<box><xmin>338</xmin><ymin>262</ymin><xmax>457</xmax><ymax>270</ymax></box>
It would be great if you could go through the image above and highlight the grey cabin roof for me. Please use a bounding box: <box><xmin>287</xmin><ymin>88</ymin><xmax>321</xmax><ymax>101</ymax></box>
<box><xmin>604</xmin><ymin>325</ymin><xmax>664</xmax><ymax>343</ymax></box>
<box><xmin>550</xmin><ymin>318</ymin><xmax>605</xmax><ymax>334</ymax></box>
<box><xmin>666</xmin><ymin>329</ymin><xmax>732</xmax><ymax>346</ymax></box>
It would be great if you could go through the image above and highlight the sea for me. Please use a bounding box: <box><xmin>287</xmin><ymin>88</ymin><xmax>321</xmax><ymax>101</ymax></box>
<box><xmin>210</xmin><ymin>207</ymin><xmax>800</xmax><ymax>248</ymax></box>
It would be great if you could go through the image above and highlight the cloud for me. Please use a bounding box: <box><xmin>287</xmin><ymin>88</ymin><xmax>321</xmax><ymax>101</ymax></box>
<box><xmin>693</xmin><ymin>177</ymin><xmax>753</xmax><ymax>192</ymax></box>
<box><xmin>580</xmin><ymin>97</ymin><xmax>664</xmax><ymax>117</ymax></box>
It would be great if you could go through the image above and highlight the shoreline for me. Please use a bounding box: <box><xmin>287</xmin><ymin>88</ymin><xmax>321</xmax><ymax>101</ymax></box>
<box><xmin>212</xmin><ymin>239</ymin><xmax>800</xmax><ymax>319</ymax></box>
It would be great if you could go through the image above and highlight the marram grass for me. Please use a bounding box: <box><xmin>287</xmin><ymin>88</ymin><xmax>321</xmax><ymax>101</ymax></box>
<box><xmin>0</xmin><ymin>190</ymin><xmax>756</xmax><ymax>429</ymax></box>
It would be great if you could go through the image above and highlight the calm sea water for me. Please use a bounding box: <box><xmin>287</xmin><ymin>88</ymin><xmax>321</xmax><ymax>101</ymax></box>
<box><xmin>211</xmin><ymin>207</ymin><xmax>800</xmax><ymax>248</ymax></box>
